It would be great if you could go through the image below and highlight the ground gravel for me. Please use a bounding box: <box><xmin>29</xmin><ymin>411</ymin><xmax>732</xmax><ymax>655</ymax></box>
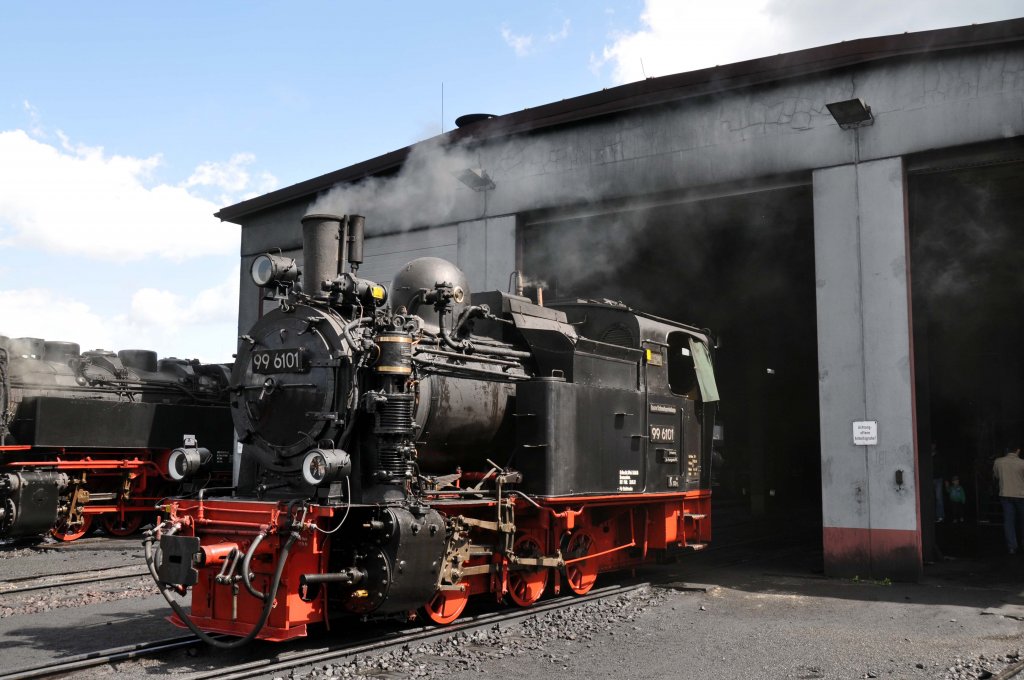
<box><xmin>251</xmin><ymin>561</ymin><xmax>1024</xmax><ymax>680</ymax></box>
<box><xmin>0</xmin><ymin>576</ymin><xmax>155</xmax><ymax>618</ymax></box>
<box><xmin>277</xmin><ymin>587</ymin><xmax>667</xmax><ymax>680</ymax></box>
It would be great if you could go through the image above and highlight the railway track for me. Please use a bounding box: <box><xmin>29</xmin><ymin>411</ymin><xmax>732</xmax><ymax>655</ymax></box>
<box><xmin>0</xmin><ymin>565</ymin><xmax>150</xmax><ymax>596</ymax></box>
<box><xmin>0</xmin><ymin>634</ymin><xmax>204</xmax><ymax>680</ymax></box>
<box><xmin>191</xmin><ymin>582</ymin><xmax>647</xmax><ymax>680</ymax></box>
<box><xmin>0</xmin><ymin>583</ymin><xmax>646</xmax><ymax>680</ymax></box>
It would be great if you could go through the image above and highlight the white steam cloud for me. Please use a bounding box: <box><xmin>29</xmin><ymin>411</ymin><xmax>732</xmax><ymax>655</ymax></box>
<box><xmin>309</xmin><ymin>138</ymin><xmax>479</xmax><ymax>232</ymax></box>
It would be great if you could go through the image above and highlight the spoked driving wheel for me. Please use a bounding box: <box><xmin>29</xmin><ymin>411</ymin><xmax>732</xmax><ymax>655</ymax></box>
<box><xmin>563</xmin><ymin>531</ymin><xmax>598</xmax><ymax>595</ymax></box>
<box><xmin>51</xmin><ymin>515</ymin><xmax>92</xmax><ymax>542</ymax></box>
<box><xmin>508</xmin><ymin>534</ymin><xmax>549</xmax><ymax>607</ymax></box>
<box><xmin>420</xmin><ymin>586</ymin><xmax>468</xmax><ymax>625</ymax></box>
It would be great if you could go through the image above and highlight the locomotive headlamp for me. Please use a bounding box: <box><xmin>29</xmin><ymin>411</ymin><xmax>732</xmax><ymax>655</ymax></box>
<box><xmin>251</xmin><ymin>253</ymin><xmax>298</xmax><ymax>288</ymax></box>
<box><xmin>167</xmin><ymin>443</ymin><xmax>213</xmax><ymax>481</ymax></box>
<box><xmin>301</xmin><ymin>448</ymin><xmax>352</xmax><ymax>486</ymax></box>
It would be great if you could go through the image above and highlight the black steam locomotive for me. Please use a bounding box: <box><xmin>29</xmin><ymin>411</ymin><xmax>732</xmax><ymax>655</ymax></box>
<box><xmin>149</xmin><ymin>213</ymin><xmax>718</xmax><ymax>645</ymax></box>
<box><xmin>0</xmin><ymin>338</ymin><xmax>232</xmax><ymax>540</ymax></box>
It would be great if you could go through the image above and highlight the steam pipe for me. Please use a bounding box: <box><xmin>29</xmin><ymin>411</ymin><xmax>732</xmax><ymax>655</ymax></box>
<box><xmin>347</xmin><ymin>215</ymin><xmax>365</xmax><ymax>271</ymax></box>
<box><xmin>342</xmin><ymin>317</ymin><xmax>371</xmax><ymax>354</ymax></box>
<box><xmin>240</xmin><ymin>530</ymin><xmax>268</xmax><ymax>600</ymax></box>
<box><xmin>437</xmin><ymin>305</ymin><xmax>531</xmax><ymax>360</ymax></box>
<box><xmin>300</xmin><ymin>567</ymin><xmax>365</xmax><ymax>588</ymax></box>
<box><xmin>412</xmin><ymin>358</ymin><xmax>530</xmax><ymax>382</ymax></box>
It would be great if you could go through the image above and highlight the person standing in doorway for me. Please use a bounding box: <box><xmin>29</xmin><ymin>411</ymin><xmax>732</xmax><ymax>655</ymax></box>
<box><xmin>948</xmin><ymin>475</ymin><xmax>967</xmax><ymax>523</ymax></box>
<box><xmin>993</xmin><ymin>446</ymin><xmax>1024</xmax><ymax>554</ymax></box>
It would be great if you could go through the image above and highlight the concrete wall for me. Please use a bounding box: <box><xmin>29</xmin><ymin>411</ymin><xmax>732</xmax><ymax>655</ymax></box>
<box><xmin>456</xmin><ymin>216</ymin><xmax>516</xmax><ymax>294</ymax></box>
<box><xmin>813</xmin><ymin>156</ymin><xmax>920</xmax><ymax>580</ymax></box>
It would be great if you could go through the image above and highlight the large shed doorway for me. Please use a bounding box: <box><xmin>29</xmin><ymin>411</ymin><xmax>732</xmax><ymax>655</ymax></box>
<box><xmin>519</xmin><ymin>184</ymin><xmax>821</xmax><ymax>522</ymax></box>
<box><xmin>910</xmin><ymin>159</ymin><xmax>1024</xmax><ymax>559</ymax></box>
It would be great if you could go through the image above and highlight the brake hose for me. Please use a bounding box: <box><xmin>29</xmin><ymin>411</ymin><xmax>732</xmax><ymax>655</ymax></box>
<box><xmin>143</xmin><ymin>524</ymin><xmax>300</xmax><ymax>649</ymax></box>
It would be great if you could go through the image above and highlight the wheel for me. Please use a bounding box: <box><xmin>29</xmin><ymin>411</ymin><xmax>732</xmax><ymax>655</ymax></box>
<box><xmin>564</xmin><ymin>531</ymin><xmax>598</xmax><ymax>595</ymax></box>
<box><xmin>508</xmin><ymin>535</ymin><xmax>549</xmax><ymax>607</ymax></box>
<box><xmin>51</xmin><ymin>515</ymin><xmax>92</xmax><ymax>542</ymax></box>
<box><xmin>101</xmin><ymin>514</ymin><xmax>143</xmax><ymax>537</ymax></box>
<box><xmin>420</xmin><ymin>586</ymin><xmax>468</xmax><ymax>625</ymax></box>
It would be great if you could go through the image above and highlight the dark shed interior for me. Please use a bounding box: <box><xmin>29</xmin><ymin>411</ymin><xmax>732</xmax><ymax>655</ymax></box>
<box><xmin>910</xmin><ymin>160</ymin><xmax>1024</xmax><ymax>558</ymax></box>
<box><xmin>520</xmin><ymin>185</ymin><xmax>821</xmax><ymax>520</ymax></box>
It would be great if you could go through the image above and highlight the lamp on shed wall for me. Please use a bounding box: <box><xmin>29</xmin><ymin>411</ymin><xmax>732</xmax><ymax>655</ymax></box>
<box><xmin>826</xmin><ymin>98</ymin><xmax>874</xmax><ymax>130</ymax></box>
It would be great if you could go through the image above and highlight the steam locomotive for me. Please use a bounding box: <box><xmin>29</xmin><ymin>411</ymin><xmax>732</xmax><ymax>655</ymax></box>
<box><xmin>148</xmin><ymin>213</ymin><xmax>718</xmax><ymax>646</ymax></box>
<box><xmin>0</xmin><ymin>338</ymin><xmax>232</xmax><ymax>540</ymax></box>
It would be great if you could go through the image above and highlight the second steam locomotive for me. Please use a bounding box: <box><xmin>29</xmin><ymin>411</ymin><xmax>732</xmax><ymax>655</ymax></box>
<box><xmin>149</xmin><ymin>212</ymin><xmax>719</xmax><ymax>644</ymax></box>
<box><xmin>0</xmin><ymin>339</ymin><xmax>232</xmax><ymax>540</ymax></box>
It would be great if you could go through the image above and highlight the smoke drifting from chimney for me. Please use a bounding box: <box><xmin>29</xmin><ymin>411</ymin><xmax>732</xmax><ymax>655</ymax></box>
<box><xmin>309</xmin><ymin>138</ymin><xmax>478</xmax><ymax>234</ymax></box>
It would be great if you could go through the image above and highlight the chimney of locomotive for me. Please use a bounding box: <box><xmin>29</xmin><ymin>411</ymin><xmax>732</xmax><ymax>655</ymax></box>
<box><xmin>347</xmin><ymin>215</ymin><xmax>365</xmax><ymax>273</ymax></box>
<box><xmin>300</xmin><ymin>213</ymin><xmax>343</xmax><ymax>298</ymax></box>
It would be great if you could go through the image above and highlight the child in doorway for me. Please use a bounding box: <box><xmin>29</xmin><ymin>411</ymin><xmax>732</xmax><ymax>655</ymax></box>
<box><xmin>948</xmin><ymin>475</ymin><xmax>967</xmax><ymax>523</ymax></box>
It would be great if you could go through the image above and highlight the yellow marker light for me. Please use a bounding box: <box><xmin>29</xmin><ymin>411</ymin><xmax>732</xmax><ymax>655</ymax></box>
<box><xmin>371</xmin><ymin>285</ymin><xmax>385</xmax><ymax>300</ymax></box>
<box><xmin>645</xmin><ymin>349</ymin><xmax>652</xmax><ymax>361</ymax></box>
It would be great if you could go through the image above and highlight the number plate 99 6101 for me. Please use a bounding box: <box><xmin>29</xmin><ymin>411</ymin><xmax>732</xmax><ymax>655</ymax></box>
<box><xmin>251</xmin><ymin>348</ymin><xmax>305</xmax><ymax>374</ymax></box>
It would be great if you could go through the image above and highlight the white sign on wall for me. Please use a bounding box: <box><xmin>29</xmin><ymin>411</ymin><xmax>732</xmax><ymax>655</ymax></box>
<box><xmin>853</xmin><ymin>421</ymin><xmax>878</xmax><ymax>446</ymax></box>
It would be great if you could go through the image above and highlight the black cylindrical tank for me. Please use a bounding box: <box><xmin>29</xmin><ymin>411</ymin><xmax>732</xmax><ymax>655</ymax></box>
<box><xmin>347</xmin><ymin>215</ymin><xmax>365</xmax><ymax>267</ymax></box>
<box><xmin>119</xmin><ymin>349</ymin><xmax>159</xmax><ymax>373</ymax></box>
<box><xmin>375</xmin><ymin>334</ymin><xmax>412</xmax><ymax>376</ymax></box>
<box><xmin>43</xmin><ymin>341</ymin><xmax>80</xmax><ymax>363</ymax></box>
<box><xmin>412</xmin><ymin>374</ymin><xmax>516</xmax><ymax>471</ymax></box>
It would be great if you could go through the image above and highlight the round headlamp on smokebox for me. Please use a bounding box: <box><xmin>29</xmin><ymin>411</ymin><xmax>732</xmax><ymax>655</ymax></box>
<box><xmin>251</xmin><ymin>253</ymin><xmax>298</xmax><ymax>288</ymax></box>
<box><xmin>301</xmin><ymin>448</ymin><xmax>352</xmax><ymax>486</ymax></box>
<box><xmin>167</xmin><ymin>446</ymin><xmax>213</xmax><ymax>481</ymax></box>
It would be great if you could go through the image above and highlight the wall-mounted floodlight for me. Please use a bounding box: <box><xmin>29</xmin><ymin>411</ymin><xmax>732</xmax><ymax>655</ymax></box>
<box><xmin>826</xmin><ymin>98</ymin><xmax>874</xmax><ymax>130</ymax></box>
<box><xmin>454</xmin><ymin>168</ymin><xmax>496</xmax><ymax>192</ymax></box>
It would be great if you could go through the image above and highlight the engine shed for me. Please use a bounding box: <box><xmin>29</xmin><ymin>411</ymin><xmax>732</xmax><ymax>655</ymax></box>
<box><xmin>216</xmin><ymin>19</ymin><xmax>1024</xmax><ymax>581</ymax></box>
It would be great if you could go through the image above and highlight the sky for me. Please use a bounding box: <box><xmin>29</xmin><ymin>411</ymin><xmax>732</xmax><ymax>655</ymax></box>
<box><xmin>0</xmin><ymin>1</ymin><xmax>1020</xmax><ymax>362</ymax></box>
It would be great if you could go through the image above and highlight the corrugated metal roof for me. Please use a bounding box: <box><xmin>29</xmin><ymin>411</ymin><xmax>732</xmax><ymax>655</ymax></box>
<box><xmin>216</xmin><ymin>18</ymin><xmax>1024</xmax><ymax>224</ymax></box>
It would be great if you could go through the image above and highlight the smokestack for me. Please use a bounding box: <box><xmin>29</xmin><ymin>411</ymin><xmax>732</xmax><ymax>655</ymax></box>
<box><xmin>347</xmin><ymin>215</ymin><xmax>365</xmax><ymax>272</ymax></box>
<box><xmin>301</xmin><ymin>214</ymin><xmax>343</xmax><ymax>298</ymax></box>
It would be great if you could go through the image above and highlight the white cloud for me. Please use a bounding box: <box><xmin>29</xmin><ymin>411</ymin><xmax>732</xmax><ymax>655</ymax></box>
<box><xmin>547</xmin><ymin>19</ymin><xmax>571</xmax><ymax>44</ymax></box>
<box><xmin>0</xmin><ymin>129</ymin><xmax>235</xmax><ymax>261</ymax></box>
<box><xmin>185</xmin><ymin>152</ymin><xmax>279</xmax><ymax>205</ymax></box>
<box><xmin>129</xmin><ymin>267</ymin><xmax>239</xmax><ymax>332</ymax></box>
<box><xmin>501</xmin><ymin>25</ymin><xmax>534</xmax><ymax>57</ymax></box>
<box><xmin>596</xmin><ymin>0</ymin><xmax>786</xmax><ymax>83</ymax></box>
<box><xmin>502</xmin><ymin>19</ymin><xmax>572</xmax><ymax>57</ymax></box>
<box><xmin>0</xmin><ymin>128</ymin><xmax>280</xmax><ymax>262</ymax></box>
<box><xmin>0</xmin><ymin>267</ymin><xmax>239</xmax><ymax>363</ymax></box>
<box><xmin>597</xmin><ymin>0</ymin><xmax>1024</xmax><ymax>84</ymax></box>
<box><xmin>22</xmin><ymin>101</ymin><xmax>46</xmax><ymax>140</ymax></box>
<box><xmin>0</xmin><ymin>289</ymin><xmax>115</xmax><ymax>350</ymax></box>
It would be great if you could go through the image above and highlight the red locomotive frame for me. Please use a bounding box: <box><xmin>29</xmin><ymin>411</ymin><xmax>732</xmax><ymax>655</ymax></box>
<box><xmin>159</xmin><ymin>489</ymin><xmax>710</xmax><ymax>640</ymax></box>
<box><xmin>1</xmin><ymin>444</ymin><xmax>196</xmax><ymax>540</ymax></box>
